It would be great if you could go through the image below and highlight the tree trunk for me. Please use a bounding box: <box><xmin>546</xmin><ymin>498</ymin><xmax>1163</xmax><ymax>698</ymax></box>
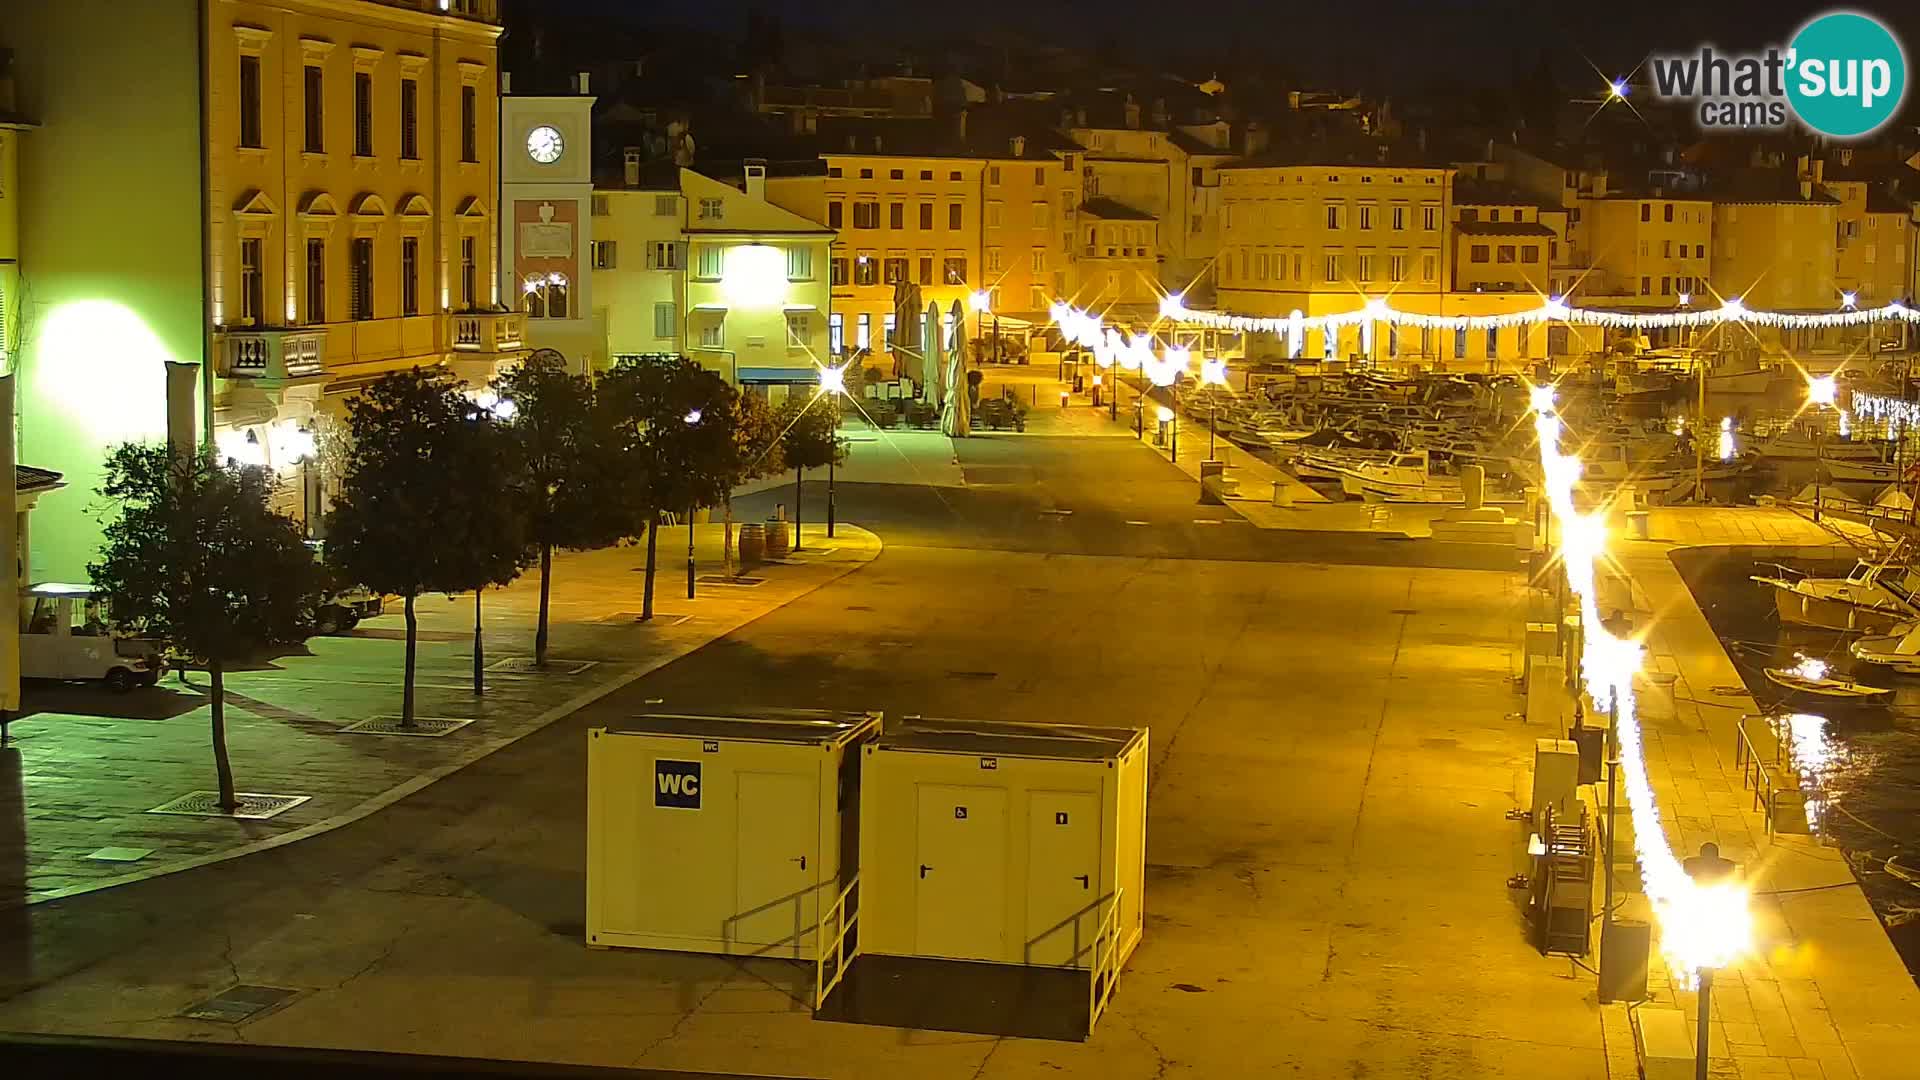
<box><xmin>210</xmin><ymin>660</ymin><xmax>238</xmax><ymax>812</ymax></box>
<box><xmin>723</xmin><ymin>492</ymin><xmax>735</xmax><ymax>578</ymax></box>
<box><xmin>535</xmin><ymin>541</ymin><xmax>553</xmax><ymax>668</ymax></box>
<box><xmin>402</xmin><ymin>592</ymin><xmax>418</xmax><ymax>728</ymax></box>
<box><xmin>472</xmin><ymin>587</ymin><xmax>485</xmax><ymax>696</ymax></box>
<box><xmin>641</xmin><ymin>515</ymin><xmax>659</xmax><ymax>621</ymax></box>
<box><xmin>794</xmin><ymin>466</ymin><xmax>804</xmax><ymax>551</ymax></box>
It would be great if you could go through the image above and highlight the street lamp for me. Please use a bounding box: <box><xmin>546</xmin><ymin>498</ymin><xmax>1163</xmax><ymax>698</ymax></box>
<box><xmin>819</xmin><ymin>364</ymin><xmax>847</xmax><ymax>539</ymax></box>
<box><xmin>1200</xmin><ymin>356</ymin><xmax>1228</xmax><ymax>460</ymax></box>
<box><xmin>1807</xmin><ymin>374</ymin><xmax>1837</xmax><ymax>522</ymax></box>
<box><xmin>684</xmin><ymin>407</ymin><xmax>702</xmax><ymax>600</ymax></box>
<box><xmin>969</xmin><ymin>289</ymin><xmax>995</xmax><ymax>365</ymax></box>
<box><xmin>1682</xmin><ymin>843</ymin><xmax>1739</xmax><ymax>1080</ymax></box>
<box><xmin>1149</xmin><ymin>345</ymin><xmax>1187</xmax><ymax>461</ymax></box>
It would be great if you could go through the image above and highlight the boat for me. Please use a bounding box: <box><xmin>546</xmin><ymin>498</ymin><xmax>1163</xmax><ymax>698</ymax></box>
<box><xmin>1820</xmin><ymin>457</ymin><xmax>1901</xmax><ymax>483</ymax></box>
<box><xmin>1849</xmin><ymin>621</ymin><xmax>1920</xmax><ymax>674</ymax></box>
<box><xmin>1753</xmin><ymin>429</ymin><xmax>1886</xmax><ymax>462</ymax></box>
<box><xmin>1293</xmin><ymin>445</ymin><xmax>1395</xmax><ymax>480</ymax></box>
<box><xmin>1330</xmin><ymin>449</ymin><xmax>1521</xmax><ymax>504</ymax></box>
<box><xmin>1751</xmin><ymin>557</ymin><xmax>1920</xmax><ymax>634</ymax></box>
<box><xmin>1763</xmin><ymin>656</ymin><xmax>1893</xmax><ymax>705</ymax></box>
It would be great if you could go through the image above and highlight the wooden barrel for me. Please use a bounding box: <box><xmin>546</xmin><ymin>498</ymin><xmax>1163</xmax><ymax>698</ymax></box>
<box><xmin>763</xmin><ymin>519</ymin><xmax>790</xmax><ymax>557</ymax></box>
<box><xmin>737</xmin><ymin>522</ymin><xmax>766</xmax><ymax>566</ymax></box>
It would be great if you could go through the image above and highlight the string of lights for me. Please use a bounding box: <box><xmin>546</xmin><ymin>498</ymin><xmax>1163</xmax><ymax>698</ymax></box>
<box><xmin>1155</xmin><ymin>294</ymin><xmax>1919</xmax><ymax>335</ymax></box>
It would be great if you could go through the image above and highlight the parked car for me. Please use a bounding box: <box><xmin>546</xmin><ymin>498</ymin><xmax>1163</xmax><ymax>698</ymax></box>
<box><xmin>20</xmin><ymin>582</ymin><xmax>166</xmax><ymax>691</ymax></box>
<box><xmin>307</xmin><ymin>541</ymin><xmax>383</xmax><ymax>634</ymax></box>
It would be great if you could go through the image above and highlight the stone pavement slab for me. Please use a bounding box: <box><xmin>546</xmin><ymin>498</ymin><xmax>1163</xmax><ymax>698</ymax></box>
<box><xmin>1</xmin><ymin>524</ymin><xmax>880</xmax><ymax>905</ymax></box>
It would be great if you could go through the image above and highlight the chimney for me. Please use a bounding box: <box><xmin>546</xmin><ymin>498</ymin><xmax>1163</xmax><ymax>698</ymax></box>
<box><xmin>846</xmin><ymin>134</ymin><xmax>857</xmax><ymax>151</ymax></box>
<box><xmin>1075</xmin><ymin>106</ymin><xmax>1087</xmax><ymax>128</ymax></box>
<box><xmin>575</xmin><ymin>70</ymin><xmax>591</xmax><ymax>95</ymax></box>
<box><xmin>872</xmin><ymin>134</ymin><xmax>883</xmax><ymax>152</ymax></box>
<box><xmin>1813</xmin><ymin>158</ymin><xmax>1825</xmax><ymax>184</ymax></box>
<box><xmin>1010</xmin><ymin>135</ymin><xmax>1026</xmax><ymax>158</ymax></box>
<box><xmin>743</xmin><ymin>159</ymin><xmax>767</xmax><ymax>202</ymax></box>
<box><xmin>501</xmin><ymin>70</ymin><xmax>513</xmax><ymax>95</ymax></box>
<box><xmin>1123</xmin><ymin>95</ymin><xmax>1141</xmax><ymax>130</ymax></box>
<box><xmin>1592</xmin><ymin>171</ymin><xmax>1608</xmax><ymax>198</ymax></box>
<box><xmin>1061</xmin><ymin>107</ymin><xmax>1074</xmax><ymax>131</ymax></box>
<box><xmin>954</xmin><ymin>107</ymin><xmax>968</xmax><ymax>141</ymax></box>
<box><xmin>624</xmin><ymin>148</ymin><xmax>641</xmax><ymax>187</ymax></box>
<box><xmin>1150</xmin><ymin>98</ymin><xmax>1168</xmax><ymax>128</ymax></box>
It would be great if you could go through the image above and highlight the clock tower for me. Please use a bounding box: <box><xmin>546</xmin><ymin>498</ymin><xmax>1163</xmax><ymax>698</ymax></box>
<box><xmin>499</xmin><ymin>77</ymin><xmax>597</xmax><ymax>370</ymax></box>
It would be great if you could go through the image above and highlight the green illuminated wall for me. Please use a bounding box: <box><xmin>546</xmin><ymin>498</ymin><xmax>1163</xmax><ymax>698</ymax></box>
<box><xmin>8</xmin><ymin>0</ymin><xmax>204</xmax><ymax>582</ymax></box>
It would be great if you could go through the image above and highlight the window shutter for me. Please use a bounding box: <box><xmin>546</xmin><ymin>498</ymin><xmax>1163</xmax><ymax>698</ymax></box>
<box><xmin>675</xmin><ymin>242</ymin><xmax>689</xmax><ymax>270</ymax></box>
<box><xmin>646</xmin><ymin>243</ymin><xmax>657</xmax><ymax>269</ymax></box>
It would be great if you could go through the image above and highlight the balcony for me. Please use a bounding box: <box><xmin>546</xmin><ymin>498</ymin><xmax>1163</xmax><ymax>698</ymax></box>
<box><xmin>451</xmin><ymin>310</ymin><xmax>526</xmax><ymax>354</ymax></box>
<box><xmin>221</xmin><ymin>327</ymin><xmax>327</xmax><ymax>383</ymax></box>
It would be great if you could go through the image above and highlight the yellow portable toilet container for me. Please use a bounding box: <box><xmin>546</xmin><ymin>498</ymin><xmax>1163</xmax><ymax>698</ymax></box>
<box><xmin>586</xmin><ymin>709</ymin><xmax>881</xmax><ymax>958</ymax></box>
<box><xmin>857</xmin><ymin>717</ymin><xmax>1147</xmax><ymax>972</ymax></box>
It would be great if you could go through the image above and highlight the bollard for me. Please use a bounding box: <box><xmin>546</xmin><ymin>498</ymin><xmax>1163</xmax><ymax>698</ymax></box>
<box><xmin>1461</xmin><ymin>464</ymin><xmax>1485</xmax><ymax>511</ymax></box>
<box><xmin>1272</xmin><ymin>479</ymin><xmax>1294</xmax><ymax>507</ymax></box>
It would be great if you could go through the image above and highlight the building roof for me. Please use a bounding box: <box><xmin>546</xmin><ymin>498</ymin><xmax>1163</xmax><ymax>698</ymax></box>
<box><xmin>1219</xmin><ymin>139</ymin><xmax>1447</xmax><ymax>171</ymax></box>
<box><xmin>1078</xmin><ymin>197</ymin><xmax>1156</xmax><ymax>221</ymax></box>
<box><xmin>1708</xmin><ymin>169</ymin><xmax>1840</xmax><ymax>205</ymax></box>
<box><xmin>17</xmin><ymin>465</ymin><xmax>63</xmax><ymax>493</ymax></box>
<box><xmin>1453</xmin><ymin>179</ymin><xmax>1550</xmax><ymax>209</ymax></box>
<box><xmin>812</xmin><ymin>110</ymin><xmax>1079</xmax><ymax>162</ymax></box>
<box><xmin>1455</xmin><ymin>220</ymin><xmax>1556</xmax><ymax>238</ymax></box>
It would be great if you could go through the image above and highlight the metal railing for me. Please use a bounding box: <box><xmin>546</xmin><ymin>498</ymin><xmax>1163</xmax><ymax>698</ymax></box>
<box><xmin>1086</xmin><ymin>887</ymin><xmax>1125</xmax><ymax>1035</ymax></box>
<box><xmin>813</xmin><ymin>876</ymin><xmax>859</xmax><ymax>1010</ymax></box>
<box><xmin>1734</xmin><ymin>715</ymin><xmax>1827</xmax><ymax>837</ymax></box>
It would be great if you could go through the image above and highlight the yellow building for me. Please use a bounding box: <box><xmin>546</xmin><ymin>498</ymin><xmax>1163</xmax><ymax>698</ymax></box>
<box><xmin>1710</xmin><ymin>169</ymin><xmax>1841</xmax><ymax>354</ymax></box>
<box><xmin>1582</xmin><ymin>194</ymin><xmax>1713</xmax><ymax>311</ymax></box>
<box><xmin>7</xmin><ymin>0</ymin><xmax>507</xmax><ymax>575</ymax></box>
<box><xmin>1070</xmin><ymin>120</ymin><xmax>1235</xmax><ymax>308</ymax></box>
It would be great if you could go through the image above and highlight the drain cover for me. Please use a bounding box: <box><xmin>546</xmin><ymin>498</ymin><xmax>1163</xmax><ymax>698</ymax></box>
<box><xmin>181</xmin><ymin>984</ymin><xmax>301</xmax><ymax>1024</ymax></box>
<box><xmin>339</xmin><ymin>716</ymin><xmax>474</xmax><ymax>737</ymax></box>
<box><xmin>486</xmin><ymin>657</ymin><xmax>597</xmax><ymax>675</ymax></box>
<box><xmin>697</xmin><ymin>574</ymin><xmax>766</xmax><ymax>587</ymax></box>
<box><xmin>149</xmin><ymin>792</ymin><xmax>310</xmax><ymax>820</ymax></box>
<box><xmin>947</xmin><ymin>670</ymin><xmax>998</xmax><ymax>681</ymax></box>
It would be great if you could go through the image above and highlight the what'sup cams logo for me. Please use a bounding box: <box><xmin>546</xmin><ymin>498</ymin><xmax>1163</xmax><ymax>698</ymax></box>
<box><xmin>1647</xmin><ymin>10</ymin><xmax>1907</xmax><ymax>138</ymax></box>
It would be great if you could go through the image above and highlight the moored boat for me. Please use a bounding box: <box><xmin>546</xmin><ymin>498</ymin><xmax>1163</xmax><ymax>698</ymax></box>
<box><xmin>1763</xmin><ymin>656</ymin><xmax>1893</xmax><ymax>706</ymax></box>
<box><xmin>1751</xmin><ymin>558</ymin><xmax>1920</xmax><ymax>634</ymax></box>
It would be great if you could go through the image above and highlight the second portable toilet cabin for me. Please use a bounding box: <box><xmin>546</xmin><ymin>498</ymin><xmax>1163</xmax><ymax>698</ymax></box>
<box><xmin>585</xmin><ymin>709</ymin><xmax>881</xmax><ymax>958</ymax></box>
<box><xmin>857</xmin><ymin>717</ymin><xmax>1148</xmax><ymax>973</ymax></box>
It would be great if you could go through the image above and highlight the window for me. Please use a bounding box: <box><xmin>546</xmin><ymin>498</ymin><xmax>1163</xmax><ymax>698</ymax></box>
<box><xmin>859</xmin><ymin>169</ymin><xmax>873</xmax><ymax>180</ymax></box>
<box><xmin>591</xmin><ymin>194</ymin><xmax>609</xmax><ymax>216</ymax></box>
<box><xmin>950</xmin><ymin>171</ymin><xmax>962</xmax><ymax>181</ymax></box>
<box><xmin>1459</xmin><ymin>209</ymin><xmax>1477</xmax><ymax>223</ymax></box>
<box><xmin>831</xmin><ymin>257</ymin><xmax>849</xmax><ymax>286</ymax></box>
<box><xmin>1031</xmin><ymin>285</ymin><xmax>1047</xmax><ymax>311</ymax></box>
<box><xmin>1358</xmin><ymin>205</ymin><xmax>1374</xmax><ymax>230</ymax></box>
<box><xmin>1660</xmin><ymin>275</ymin><xmax>1670</xmax><ymax>295</ymax></box>
<box><xmin>695</xmin><ymin>244</ymin><xmax>724</xmax><ymax>280</ymax></box>
<box><xmin>786</xmin><ymin>311</ymin><xmax>811</xmax><ymax>348</ymax></box>
<box><xmin>1389</xmin><ymin>254</ymin><xmax>1406</xmax><ymax>282</ymax></box>
<box><xmin>1496</xmin><ymin>245</ymin><xmax>1515</xmax><ymax>264</ymax></box>
<box><xmin>919</xmin><ymin>203</ymin><xmax>933</xmax><ymax>230</ymax></box>
<box><xmin>1421</xmin><ymin>252</ymin><xmax>1437</xmax><ymax>282</ymax></box>
<box><xmin>920</xmin><ymin>170</ymin><xmax>933</xmax><ymax>181</ymax></box>
<box><xmin>349</xmin><ymin>237</ymin><xmax>373</xmax><ymax>321</ymax></box>
<box><xmin>460</xmin><ymin>237</ymin><xmax>476</xmax><ymax>309</ymax></box>
<box><xmin>890</xmin><ymin>202</ymin><xmax>904</xmax><ymax>229</ymax></box>
<box><xmin>1694</xmin><ymin>244</ymin><xmax>1705</xmax><ymax>259</ymax></box>
<box><xmin>828</xmin><ymin>167</ymin><xmax>843</xmax><ymax>178</ymax></box>
<box><xmin>304</xmin><ymin>65</ymin><xmax>325</xmax><ymax>153</ymax></box>
<box><xmin>986</xmin><ymin>202</ymin><xmax>1003</xmax><ymax>228</ymax></box>
<box><xmin>542</xmin><ymin>276</ymin><xmax>570</xmax><ymax>319</ymax></box>
<box><xmin>653</xmin><ymin>195</ymin><xmax>677</xmax><ymax>217</ymax></box>
<box><xmin>787</xmin><ymin>246</ymin><xmax>814</xmax><ymax>281</ymax></box>
<box><xmin>856</xmin><ymin>313</ymin><xmax>870</xmax><ymax>349</ymax></box>
<box><xmin>1640</xmin><ymin>276</ymin><xmax>1651</xmax><ymax>295</ymax></box>
<box><xmin>401</xmin><ymin>236</ymin><xmax>419</xmax><ymax>315</ymax></box>
<box><xmin>1664</xmin><ymin>204</ymin><xmax>1674</xmax><ymax>223</ymax></box>
<box><xmin>1470</xmin><ymin>245</ymin><xmax>1490</xmax><ymax>263</ymax></box>
<box><xmin>1484</xmin><ymin>327</ymin><xmax>1498</xmax><ymax>359</ymax></box>
<box><xmin>985</xmin><ymin>247</ymin><xmax>1003</xmax><ymax>274</ymax></box>
<box><xmin>884</xmin><ymin>313</ymin><xmax>896</xmax><ymax>349</ymax></box>
<box><xmin>1357</xmin><ymin>254</ymin><xmax>1374</xmax><ymax>281</ymax></box>
<box><xmin>399</xmin><ymin>78</ymin><xmax>419</xmax><ymax>159</ymax></box>
<box><xmin>698</xmin><ymin>197</ymin><xmax>724</xmax><ymax>221</ymax></box>
<box><xmin>654</xmin><ymin>302</ymin><xmax>675</xmax><ymax>339</ymax></box>
<box><xmin>239</xmin><ymin>238</ymin><xmax>263</xmax><ymax>323</ymax></box>
<box><xmin>828</xmin><ymin>201</ymin><xmax>844</xmax><ymax>229</ymax></box>
<box><xmin>1454</xmin><ymin>327</ymin><xmax>1466</xmax><ymax>359</ymax></box>
<box><xmin>1662</xmin><ymin>239</ymin><xmax>1671</xmax><ymax>258</ymax></box>
<box><xmin>460</xmin><ymin>85</ymin><xmax>477</xmax><ymax>162</ymax></box>
<box><xmin>1325</xmin><ymin>203</ymin><xmax>1342</xmax><ymax>229</ymax></box>
<box><xmin>948</xmin><ymin>203</ymin><xmax>962</xmax><ymax>230</ymax></box>
<box><xmin>852</xmin><ymin>201</ymin><xmax>879</xmax><ymax>229</ymax></box>
<box><xmin>353</xmin><ymin>72</ymin><xmax>373</xmax><ymax>156</ymax></box>
<box><xmin>943</xmin><ymin>255</ymin><xmax>967</xmax><ymax>283</ymax></box>
<box><xmin>1487</xmin><ymin>209</ymin><xmax>1500</xmax><ymax>222</ymax></box>
<box><xmin>591</xmin><ymin>240</ymin><xmax>616</xmax><ymax>270</ymax></box>
<box><xmin>1032</xmin><ymin>247</ymin><xmax>1047</xmax><ymax>273</ymax></box>
<box><xmin>1640</xmin><ymin>203</ymin><xmax>1651</xmax><ymax>222</ymax></box>
<box><xmin>1191</xmin><ymin>214</ymin><xmax>1202</xmax><ymax>235</ymax></box>
<box><xmin>889</xmin><ymin>168</ymin><xmax>903</xmax><ymax>180</ymax></box>
<box><xmin>1293</xmin><ymin>254</ymin><xmax>1303</xmax><ymax>280</ymax></box>
<box><xmin>883</xmin><ymin>255</ymin><xmax>908</xmax><ymax>284</ymax></box>
<box><xmin>648</xmin><ymin>241</ymin><xmax>685</xmax><ymax>270</ymax></box>
<box><xmin>1422</xmin><ymin>204</ymin><xmax>1438</xmax><ymax>231</ymax></box>
<box><xmin>988</xmin><ymin>165</ymin><xmax>1002</xmax><ymax>185</ymax></box>
<box><xmin>698</xmin><ymin>319</ymin><xmax>722</xmax><ymax>349</ymax></box>
<box><xmin>1324</xmin><ymin>254</ymin><xmax>1341</xmax><ymax>281</ymax></box>
<box><xmin>918</xmin><ymin>256</ymin><xmax>933</xmax><ymax>285</ymax></box>
<box><xmin>1521</xmin><ymin>246</ymin><xmax>1539</xmax><ymax>264</ymax></box>
<box><xmin>1518</xmin><ymin>322</ymin><xmax>1530</xmax><ymax>355</ymax></box>
<box><xmin>1391</xmin><ymin>205</ymin><xmax>1405</xmax><ymax>230</ymax></box>
<box><xmin>1035</xmin><ymin>201</ymin><xmax>1052</xmax><ymax>229</ymax></box>
<box><xmin>1192</xmin><ymin>166</ymin><xmax>1204</xmax><ymax>186</ymax></box>
<box><xmin>306</xmin><ymin>238</ymin><xmax>327</xmax><ymax>321</ymax></box>
<box><xmin>854</xmin><ymin>254</ymin><xmax>877</xmax><ymax>286</ymax></box>
<box><xmin>829</xmin><ymin>312</ymin><xmax>844</xmax><ymax>354</ymax></box>
<box><xmin>239</xmin><ymin>56</ymin><xmax>263</xmax><ymax>148</ymax></box>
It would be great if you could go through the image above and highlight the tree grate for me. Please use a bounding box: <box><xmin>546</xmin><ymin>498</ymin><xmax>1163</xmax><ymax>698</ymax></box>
<box><xmin>339</xmin><ymin>716</ymin><xmax>473</xmax><ymax>737</ymax></box>
<box><xmin>181</xmin><ymin>984</ymin><xmax>302</xmax><ymax>1024</ymax></box>
<box><xmin>697</xmin><ymin>574</ymin><xmax>767</xmax><ymax>587</ymax></box>
<box><xmin>148</xmin><ymin>792</ymin><xmax>310</xmax><ymax>820</ymax></box>
<box><xmin>486</xmin><ymin>657</ymin><xmax>597</xmax><ymax>675</ymax></box>
<box><xmin>603</xmin><ymin>612</ymin><xmax>691</xmax><ymax>627</ymax></box>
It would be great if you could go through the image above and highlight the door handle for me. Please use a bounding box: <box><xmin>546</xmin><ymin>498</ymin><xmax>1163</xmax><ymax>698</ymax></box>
<box><xmin>1075</xmin><ymin>874</ymin><xmax>1090</xmax><ymax>889</ymax></box>
<box><xmin>791</xmin><ymin>855</ymin><xmax>806</xmax><ymax>870</ymax></box>
<box><xmin>919</xmin><ymin>864</ymin><xmax>932</xmax><ymax>879</ymax></box>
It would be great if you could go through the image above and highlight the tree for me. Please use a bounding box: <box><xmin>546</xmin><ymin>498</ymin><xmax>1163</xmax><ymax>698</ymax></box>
<box><xmin>326</xmin><ymin>369</ymin><xmax>497</xmax><ymax>727</ymax></box>
<box><xmin>721</xmin><ymin>391</ymin><xmax>785</xmax><ymax>575</ymax></box>
<box><xmin>445</xmin><ymin>404</ymin><xmax>529</xmax><ymax>693</ymax></box>
<box><xmin>776</xmin><ymin>393</ymin><xmax>847</xmax><ymax>550</ymax></box>
<box><xmin>596</xmin><ymin>356</ymin><xmax>739</xmax><ymax>619</ymax></box>
<box><xmin>490</xmin><ymin>354</ymin><xmax>619</xmax><ymax>666</ymax></box>
<box><xmin>89</xmin><ymin>444</ymin><xmax>318</xmax><ymax>811</ymax></box>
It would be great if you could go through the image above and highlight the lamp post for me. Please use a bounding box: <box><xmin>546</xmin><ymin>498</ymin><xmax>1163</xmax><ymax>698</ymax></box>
<box><xmin>819</xmin><ymin>364</ymin><xmax>847</xmax><ymax>539</ymax></box>
<box><xmin>684</xmin><ymin>408</ymin><xmax>702</xmax><ymax>599</ymax></box>
<box><xmin>466</xmin><ymin>392</ymin><xmax>515</xmax><ymax>696</ymax></box>
<box><xmin>1808</xmin><ymin>375</ymin><xmax>1837</xmax><ymax>523</ymax></box>
<box><xmin>1200</xmin><ymin>356</ymin><xmax>1229</xmax><ymax>460</ymax></box>
<box><xmin>969</xmin><ymin>289</ymin><xmax>991</xmax><ymax>368</ymax></box>
<box><xmin>1682</xmin><ymin>843</ymin><xmax>1739</xmax><ymax>1080</ymax></box>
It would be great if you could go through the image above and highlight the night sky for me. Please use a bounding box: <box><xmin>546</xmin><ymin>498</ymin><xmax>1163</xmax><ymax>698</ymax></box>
<box><xmin>547</xmin><ymin>0</ymin><xmax>1920</xmax><ymax>96</ymax></box>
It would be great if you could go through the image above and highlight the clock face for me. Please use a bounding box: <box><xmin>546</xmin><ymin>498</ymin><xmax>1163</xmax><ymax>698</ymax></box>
<box><xmin>527</xmin><ymin>125</ymin><xmax>563</xmax><ymax>164</ymax></box>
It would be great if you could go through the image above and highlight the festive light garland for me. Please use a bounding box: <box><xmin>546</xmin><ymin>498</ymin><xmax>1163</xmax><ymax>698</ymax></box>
<box><xmin>1852</xmin><ymin>391</ymin><xmax>1920</xmax><ymax>430</ymax></box>
<box><xmin>1151</xmin><ymin>294</ymin><xmax>1919</xmax><ymax>336</ymax></box>
<box><xmin>1532</xmin><ymin>391</ymin><xmax>1751</xmax><ymax>981</ymax></box>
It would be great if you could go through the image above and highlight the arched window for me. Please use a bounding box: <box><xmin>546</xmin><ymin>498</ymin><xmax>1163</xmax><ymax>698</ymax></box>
<box><xmin>523</xmin><ymin>273</ymin><xmax>570</xmax><ymax>319</ymax></box>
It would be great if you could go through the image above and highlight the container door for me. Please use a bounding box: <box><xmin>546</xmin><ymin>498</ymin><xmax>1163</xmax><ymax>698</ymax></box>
<box><xmin>914</xmin><ymin>783</ymin><xmax>1007</xmax><ymax>961</ymax></box>
<box><xmin>733</xmin><ymin>771</ymin><xmax>818</xmax><ymax>950</ymax></box>
<box><xmin>1024</xmin><ymin>791</ymin><xmax>1102</xmax><ymax>967</ymax></box>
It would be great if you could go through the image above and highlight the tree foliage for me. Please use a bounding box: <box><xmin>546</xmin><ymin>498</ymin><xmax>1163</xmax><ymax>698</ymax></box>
<box><xmin>776</xmin><ymin>393</ymin><xmax>848</xmax><ymax>472</ymax></box>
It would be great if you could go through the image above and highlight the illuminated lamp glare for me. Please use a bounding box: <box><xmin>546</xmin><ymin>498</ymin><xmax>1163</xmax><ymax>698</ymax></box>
<box><xmin>720</xmin><ymin>245</ymin><xmax>788</xmax><ymax>309</ymax></box>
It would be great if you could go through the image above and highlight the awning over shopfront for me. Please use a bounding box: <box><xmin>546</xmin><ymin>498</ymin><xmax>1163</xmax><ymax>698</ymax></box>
<box><xmin>737</xmin><ymin>367</ymin><xmax>818</xmax><ymax>384</ymax></box>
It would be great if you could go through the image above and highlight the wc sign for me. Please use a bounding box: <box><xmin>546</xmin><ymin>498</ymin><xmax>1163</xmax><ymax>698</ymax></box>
<box><xmin>654</xmin><ymin>759</ymin><xmax>702</xmax><ymax>809</ymax></box>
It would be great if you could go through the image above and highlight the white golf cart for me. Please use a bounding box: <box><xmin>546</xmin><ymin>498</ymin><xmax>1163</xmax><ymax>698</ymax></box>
<box><xmin>21</xmin><ymin>583</ymin><xmax>167</xmax><ymax>692</ymax></box>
